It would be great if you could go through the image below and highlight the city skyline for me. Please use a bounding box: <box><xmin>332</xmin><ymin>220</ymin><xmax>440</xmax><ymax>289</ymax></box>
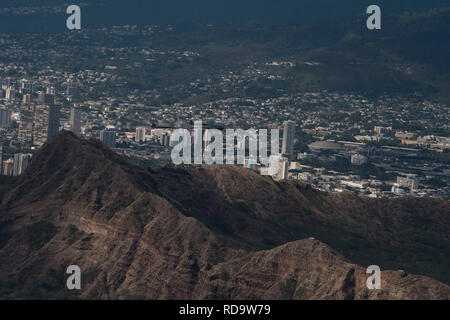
<box><xmin>0</xmin><ymin>2</ymin><xmax>448</xmax><ymax>303</ymax></box>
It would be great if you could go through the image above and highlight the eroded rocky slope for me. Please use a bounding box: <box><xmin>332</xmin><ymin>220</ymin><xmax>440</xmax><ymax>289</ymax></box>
<box><xmin>0</xmin><ymin>131</ymin><xmax>448</xmax><ymax>299</ymax></box>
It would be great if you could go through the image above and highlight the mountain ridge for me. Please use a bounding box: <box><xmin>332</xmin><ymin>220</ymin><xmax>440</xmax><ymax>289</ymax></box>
<box><xmin>0</xmin><ymin>131</ymin><xmax>448</xmax><ymax>299</ymax></box>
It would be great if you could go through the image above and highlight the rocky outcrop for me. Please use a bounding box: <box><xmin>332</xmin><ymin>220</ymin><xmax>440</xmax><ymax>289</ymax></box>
<box><xmin>0</xmin><ymin>131</ymin><xmax>448</xmax><ymax>299</ymax></box>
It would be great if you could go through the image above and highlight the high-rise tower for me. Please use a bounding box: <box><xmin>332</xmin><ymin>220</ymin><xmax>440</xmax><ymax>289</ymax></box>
<box><xmin>33</xmin><ymin>105</ymin><xmax>60</xmax><ymax>146</ymax></box>
<box><xmin>70</xmin><ymin>105</ymin><xmax>81</xmax><ymax>136</ymax></box>
<box><xmin>100</xmin><ymin>130</ymin><xmax>116</xmax><ymax>148</ymax></box>
<box><xmin>281</xmin><ymin>120</ymin><xmax>295</xmax><ymax>159</ymax></box>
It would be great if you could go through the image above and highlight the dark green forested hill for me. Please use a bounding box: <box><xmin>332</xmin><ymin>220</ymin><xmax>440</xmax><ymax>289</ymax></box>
<box><xmin>1</xmin><ymin>4</ymin><xmax>449</xmax><ymax>102</ymax></box>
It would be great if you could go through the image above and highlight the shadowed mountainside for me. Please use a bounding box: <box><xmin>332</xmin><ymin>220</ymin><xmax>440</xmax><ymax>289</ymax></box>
<box><xmin>0</xmin><ymin>131</ymin><xmax>448</xmax><ymax>299</ymax></box>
